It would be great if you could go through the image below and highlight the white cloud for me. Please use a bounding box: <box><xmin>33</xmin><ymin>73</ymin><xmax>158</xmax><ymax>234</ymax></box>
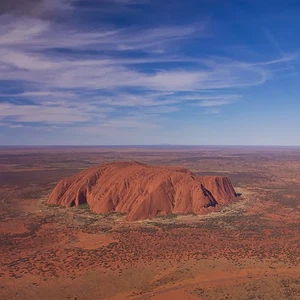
<box><xmin>101</xmin><ymin>117</ymin><xmax>158</xmax><ymax>129</ymax></box>
<box><xmin>0</xmin><ymin>102</ymin><xmax>107</xmax><ymax>124</ymax></box>
<box><xmin>194</xmin><ymin>99</ymin><xmax>238</xmax><ymax>107</ymax></box>
<box><xmin>12</xmin><ymin>91</ymin><xmax>76</xmax><ymax>98</ymax></box>
<box><xmin>0</xmin><ymin>50</ymin><xmax>273</xmax><ymax>92</ymax></box>
<box><xmin>99</xmin><ymin>93</ymin><xmax>177</xmax><ymax>107</ymax></box>
<box><xmin>0</xmin><ymin>0</ymin><xmax>297</xmax><ymax>130</ymax></box>
<box><xmin>9</xmin><ymin>124</ymin><xmax>24</xmax><ymax>128</ymax></box>
<box><xmin>0</xmin><ymin>13</ymin><xmax>288</xmax><ymax>95</ymax></box>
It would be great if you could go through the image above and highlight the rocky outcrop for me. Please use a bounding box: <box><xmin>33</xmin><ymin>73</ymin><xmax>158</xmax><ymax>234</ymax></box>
<box><xmin>47</xmin><ymin>162</ymin><xmax>237</xmax><ymax>221</ymax></box>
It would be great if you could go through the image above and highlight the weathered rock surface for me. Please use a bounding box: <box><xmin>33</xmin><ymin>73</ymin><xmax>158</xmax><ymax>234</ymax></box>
<box><xmin>47</xmin><ymin>162</ymin><xmax>237</xmax><ymax>221</ymax></box>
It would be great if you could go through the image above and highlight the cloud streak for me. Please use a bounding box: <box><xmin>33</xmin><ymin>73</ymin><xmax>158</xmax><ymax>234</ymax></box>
<box><xmin>0</xmin><ymin>102</ymin><xmax>107</xmax><ymax>124</ymax></box>
<box><xmin>0</xmin><ymin>0</ymin><xmax>297</xmax><ymax>131</ymax></box>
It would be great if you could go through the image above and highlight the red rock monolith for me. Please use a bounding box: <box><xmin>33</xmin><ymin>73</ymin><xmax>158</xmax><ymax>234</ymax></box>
<box><xmin>47</xmin><ymin>162</ymin><xmax>237</xmax><ymax>221</ymax></box>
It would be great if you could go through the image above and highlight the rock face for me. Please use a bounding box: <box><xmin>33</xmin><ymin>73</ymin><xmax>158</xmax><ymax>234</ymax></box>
<box><xmin>47</xmin><ymin>162</ymin><xmax>237</xmax><ymax>221</ymax></box>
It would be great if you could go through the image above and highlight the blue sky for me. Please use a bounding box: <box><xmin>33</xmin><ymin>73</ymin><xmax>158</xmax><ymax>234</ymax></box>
<box><xmin>0</xmin><ymin>0</ymin><xmax>300</xmax><ymax>145</ymax></box>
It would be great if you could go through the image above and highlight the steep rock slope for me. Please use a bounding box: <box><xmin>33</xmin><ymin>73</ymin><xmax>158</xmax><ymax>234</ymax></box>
<box><xmin>47</xmin><ymin>162</ymin><xmax>237</xmax><ymax>221</ymax></box>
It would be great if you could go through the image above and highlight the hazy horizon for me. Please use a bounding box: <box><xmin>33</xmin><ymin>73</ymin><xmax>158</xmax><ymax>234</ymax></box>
<box><xmin>1</xmin><ymin>144</ymin><xmax>300</xmax><ymax>148</ymax></box>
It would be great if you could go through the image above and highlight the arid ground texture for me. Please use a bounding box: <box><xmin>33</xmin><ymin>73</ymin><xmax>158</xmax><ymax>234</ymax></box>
<box><xmin>1</xmin><ymin>146</ymin><xmax>299</xmax><ymax>299</ymax></box>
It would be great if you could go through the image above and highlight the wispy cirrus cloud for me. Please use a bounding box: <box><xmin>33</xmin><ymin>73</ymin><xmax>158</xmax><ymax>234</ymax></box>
<box><xmin>192</xmin><ymin>95</ymin><xmax>241</xmax><ymax>107</ymax></box>
<box><xmin>0</xmin><ymin>47</ymin><xmax>276</xmax><ymax>91</ymax></box>
<box><xmin>196</xmin><ymin>99</ymin><xmax>235</xmax><ymax>107</ymax></box>
<box><xmin>0</xmin><ymin>0</ymin><xmax>297</xmax><ymax>132</ymax></box>
<box><xmin>0</xmin><ymin>101</ymin><xmax>111</xmax><ymax>124</ymax></box>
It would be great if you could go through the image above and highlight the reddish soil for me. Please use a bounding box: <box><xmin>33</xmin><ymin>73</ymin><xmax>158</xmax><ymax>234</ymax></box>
<box><xmin>74</xmin><ymin>232</ymin><xmax>117</xmax><ymax>250</ymax></box>
<box><xmin>0</xmin><ymin>220</ymin><xmax>27</xmax><ymax>235</ymax></box>
<box><xmin>48</xmin><ymin>161</ymin><xmax>237</xmax><ymax>221</ymax></box>
<box><xmin>0</xmin><ymin>146</ymin><xmax>299</xmax><ymax>299</ymax></box>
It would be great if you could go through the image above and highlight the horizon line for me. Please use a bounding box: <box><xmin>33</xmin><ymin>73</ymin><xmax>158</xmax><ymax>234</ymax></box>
<box><xmin>1</xmin><ymin>144</ymin><xmax>300</xmax><ymax>148</ymax></box>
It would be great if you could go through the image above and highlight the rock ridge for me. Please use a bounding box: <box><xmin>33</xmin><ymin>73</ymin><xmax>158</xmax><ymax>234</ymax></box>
<box><xmin>47</xmin><ymin>161</ymin><xmax>237</xmax><ymax>221</ymax></box>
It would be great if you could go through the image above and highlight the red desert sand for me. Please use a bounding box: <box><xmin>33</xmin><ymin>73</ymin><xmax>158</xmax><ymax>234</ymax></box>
<box><xmin>47</xmin><ymin>161</ymin><xmax>237</xmax><ymax>221</ymax></box>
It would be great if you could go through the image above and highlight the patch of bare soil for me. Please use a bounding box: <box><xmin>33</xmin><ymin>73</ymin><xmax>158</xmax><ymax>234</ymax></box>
<box><xmin>0</xmin><ymin>220</ymin><xmax>27</xmax><ymax>235</ymax></box>
<box><xmin>73</xmin><ymin>232</ymin><xmax>117</xmax><ymax>250</ymax></box>
<box><xmin>0</xmin><ymin>146</ymin><xmax>299</xmax><ymax>299</ymax></box>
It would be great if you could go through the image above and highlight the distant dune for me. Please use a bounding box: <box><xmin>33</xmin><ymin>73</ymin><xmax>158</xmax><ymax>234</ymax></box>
<box><xmin>47</xmin><ymin>161</ymin><xmax>237</xmax><ymax>221</ymax></box>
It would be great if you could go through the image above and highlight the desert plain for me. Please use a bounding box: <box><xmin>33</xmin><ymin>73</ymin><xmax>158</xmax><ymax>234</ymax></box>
<box><xmin>0</xmin><ymin>146</ymin><xmax>299</xmax><ymax>299</ymax></box>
